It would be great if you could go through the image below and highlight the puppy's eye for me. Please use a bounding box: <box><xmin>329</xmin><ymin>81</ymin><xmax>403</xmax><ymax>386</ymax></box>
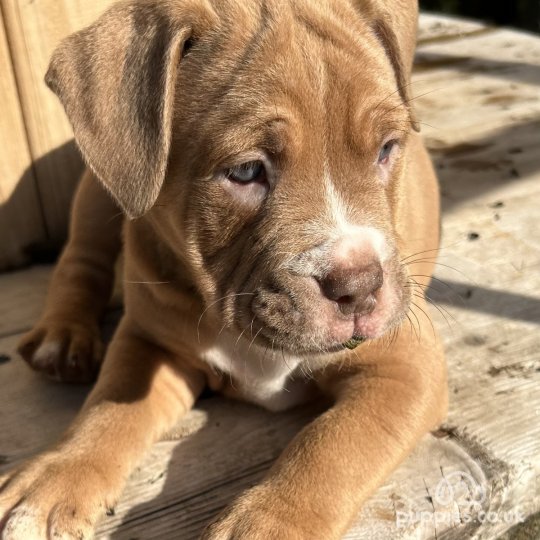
<box><xmin>182</xmin><ymin>38</ymin><xmax>195</xmax><ymax>58</ymax></box>
<box><xmin>378</xmin><ymin>140</ymin><xmax>398</xmax><ymax>165</ymax></box>
<box><xmin>227</xmin><ymin>161</ymin><xmax>265</xmax><ymax>183</ymax></box>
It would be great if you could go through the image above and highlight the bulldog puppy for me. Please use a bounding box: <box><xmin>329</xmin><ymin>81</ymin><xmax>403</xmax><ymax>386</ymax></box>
<box><xmin>1</xmin><ymin>0</ymin><xmax>448</xmax><ymax>538</ymax></box>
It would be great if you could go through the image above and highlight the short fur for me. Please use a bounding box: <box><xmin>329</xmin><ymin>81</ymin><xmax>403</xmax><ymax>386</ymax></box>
<box><xmin>1</xmin><ymin>1</ymin><xmax>447</xmax><ymax>538</ymax></box>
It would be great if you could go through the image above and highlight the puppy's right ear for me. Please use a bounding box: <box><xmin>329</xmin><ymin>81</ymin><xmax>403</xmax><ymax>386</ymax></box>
<box><xmin>46</xmin><ymin>0</ymin><xmax>215</xmax><ymax>218</ymax></box>
<box><xmin>353</xmin><ymin>0</ymin><xmax>421</xmax><ymax>132</ymax></box>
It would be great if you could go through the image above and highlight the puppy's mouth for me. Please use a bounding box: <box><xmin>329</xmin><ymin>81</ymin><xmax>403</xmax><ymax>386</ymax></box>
<box><xmin>230</xmin><ymin>271</ymin><xmax>409</xmax><ymax>356</ymax></box>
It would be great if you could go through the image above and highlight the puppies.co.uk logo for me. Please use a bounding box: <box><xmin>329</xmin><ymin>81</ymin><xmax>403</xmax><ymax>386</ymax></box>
<box><xmin>395</xmin><ymin>471</ymin><xmax>525</xmax><ymax>529</ymax></box>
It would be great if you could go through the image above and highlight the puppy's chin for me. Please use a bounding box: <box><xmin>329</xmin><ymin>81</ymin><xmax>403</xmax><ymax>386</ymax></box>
<box><xmin>230</xmin><ymin>276</ymin><xmax>410</xmax><ymax>356</ymax></box>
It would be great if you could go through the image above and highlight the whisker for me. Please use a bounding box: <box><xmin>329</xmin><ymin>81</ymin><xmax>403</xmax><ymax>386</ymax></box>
<box><xmin>383</xmin><ymin>327</ymin><xmax>396</xmax><ymax>351</ymax></box>
<box><xmin>124</xmin><ymin>280</ymin><xmax>170</xmax><ymax>285</ymax></box>
<box><xmin>401</xmin><ymin>242</ymin><xmax>462</xmax><ymax>263</ymax></box>
<box><xmin>408</xmin><ymin>306</ymin><xmax>422</xmax><ymax>341</ymax></box>
<box><xmin>405</xmin><ymin>313</ymin><xmax>413</xmax><ymax>342</ymax></box>
<box><xmin>405</xmin><ymin>282</ymin><xmax>446</xmax><ymax>296</ymax></box>
<box><xmin>391</xmin><ymin>325</ymin><xmax>401</xmax><ymax>348</ymax></box>
<box><xmin>381</xmin><ymin>88</ymin><xmax>444</xmax><ymax>120</ymax></box>
<box><xmin>408</xmin><ymin>278</ymin><xmax>468</xmax><ymax>308</ymax></box>
<box><xmin>226</xmin><ymin>337</ymin><xmax>237</xmax><ymax>391</ymax></box>
<box><xmin>406</xmin><ymin>261</ymin><xmax>475</xmax><ymax>284</ymax></box>
<box><xmin>261</xmin><ymin>345</ymin><xmax>269</xmax><ymax>367</ymax></box>
<box><xmin>412</xmin><ymin>292</ymin><xmax>455</xmax><ymax>332</ymax></box>
<box><xmin>285</xmin><ymin>347</ymin><xmax>297</xmax><ymax>381</ymax></box>
<box><xmin>196</xmin><ymin>292</ymin><xmax>254</xmax><ymax>344</ymax></box>
<box><xmin>338</xmin><ymin>349</ymin><xmax>348</xmax><ymax>372</ymax></box>
<box><xmin>372</xmin><ymin>79</ymin><xmax>431</xmax><ymax>115</ymax></box>
<box><xmin>248</xmin><ymin>327</ymin><xmax>263</xmax><ymax>354</ymax></box>
<box><xmin>392</xmin><ymin>321</ymin><xmax>403</xmax><ymax>347</ymax></box>
<box><xmin>416</xmin><ymin>291</ymin><xmax>457</xmax><ymax>322</ymax></box>
<box><xmin>405</xmin><ymin>280</ymin><xmax>453</xmax><ymax>301</ymax></box>
<box><xmin>260</xmin><ymin>340</ymin><xmax>272</xmax><ymax>376</ymax></box>
<box><xmin>372</xmin><ymin>87</ymin><xmax>402</xmax><ymax>114</ymax></box>
<box><xmin>234</xmin><ymin>323</ymin><xmax>250</xmax><ymax>351</ymax></box>
<box><xmin>217</xmin><ymin>322</ymin><xmax>228</xmax><ymax>338</ymax></box>
<box><xmin>411</xmin><ymin>301</ymin><xmax>436</xmax><ymax>338</ymax></box>
<box><xmin>107</xmin><ymin>211</ymin><xmax>125</xmax><ymax>224</ymax></box>
<box><xmin>280</xmin><ymin>346</ymin><xmax>295</xmax><ymax>376</ymax></box>
<box><xmin>408</xmin><ymin>274</ymin><xmax>461</xmax><ymax>294</ymax></box>
<box><xmin>414</xmin><ymin>120</ymin><xmax>439</xmax><ymax>130</ymax></box>
<box><xmin>407</xmin><ymin>277</ymin><xmax>458</xmax><ymax>331</ymax></box>
<box><xmin>405</xmin><ymin>88</ymin><xmax>444</xmax><ymax>106</ymax></box>
<box><xmin>269</xmin><ymin>338</ymin><xmax>276</xmax><ymax>376</ymax></box>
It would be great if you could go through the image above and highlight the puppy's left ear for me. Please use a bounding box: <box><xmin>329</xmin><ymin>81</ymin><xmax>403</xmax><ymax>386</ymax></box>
<box><xmin>45</xmin><ymin>0</ymin><xmax>215</xmax><ymax>218</ymax></box>
<box><xmin>355</xmin><ymin>0</ymin><xmax>421</xmax><ymax>132</ymax></box>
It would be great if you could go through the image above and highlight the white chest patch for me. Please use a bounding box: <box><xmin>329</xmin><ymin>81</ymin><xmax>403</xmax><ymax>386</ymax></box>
<box><xmin>201</xmin><ymin>332</ymin><xmax>314</xmax><ymax>412</ymax></box>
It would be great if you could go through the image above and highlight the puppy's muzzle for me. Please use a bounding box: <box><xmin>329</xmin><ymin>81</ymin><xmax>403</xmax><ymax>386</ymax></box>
<box><xmin>245</xmin><ymin>232</ymin><xmax>405</xmax><ymax>353</ymax></box>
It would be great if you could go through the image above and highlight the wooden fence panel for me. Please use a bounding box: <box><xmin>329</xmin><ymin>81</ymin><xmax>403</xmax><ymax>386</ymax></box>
<box><xmin>0</xmin><ymin>12</ymin><xmax>46</xmax><ymax>270</ymax></box>
<box><xmin>1</xmin><ymin>0</ymin><xmax>116</xmax><ymax>250</ymax></box>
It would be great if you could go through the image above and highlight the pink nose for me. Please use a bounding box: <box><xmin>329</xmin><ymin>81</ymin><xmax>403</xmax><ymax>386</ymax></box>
<box><xmin>317</xmin><ymin>259</ymin><xmax>383</xmax><ymax>316</ymax></box>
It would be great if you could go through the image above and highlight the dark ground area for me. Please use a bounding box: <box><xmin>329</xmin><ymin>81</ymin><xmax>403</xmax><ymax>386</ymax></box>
<box><xmin>420</xmin><ymin>0</ymin><xmax>540</xmax><ymax>33</ymax></box>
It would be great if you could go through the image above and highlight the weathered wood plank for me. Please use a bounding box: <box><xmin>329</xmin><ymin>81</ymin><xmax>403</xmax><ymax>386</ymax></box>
<box><xmin>418</xmin><ymin>13</ymin><xmax>490</xmax><ymax>44</ymax></box>
<box><xmin>413</xmin><ymin>26</ymin><xmax>540</xmax><ymax>141</ymax></box>
<box><xmin>409</xmin><ymin>17</ymin><xmax>540</xmax><ymax>540</ymax></box>
<box><xmin>0</xmin><ymin>334</ymin><xmax>88</xmax><ymax>462</ymax></box>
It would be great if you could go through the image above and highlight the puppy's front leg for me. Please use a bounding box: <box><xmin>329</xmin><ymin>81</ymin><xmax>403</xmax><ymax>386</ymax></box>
<box><xmin>204</xmin><ymin>323</ymin><xmax>447</xmax><ymax>540</ymax></box>
<box><xmin>18</xmin><ymin>170</ymin><xmax>122</xmax><ymax>382</ymax></box>
<box><xmin>0</xmin><ymin>320</ymin><xmax>204</xmax><ymax>539</ymax></box>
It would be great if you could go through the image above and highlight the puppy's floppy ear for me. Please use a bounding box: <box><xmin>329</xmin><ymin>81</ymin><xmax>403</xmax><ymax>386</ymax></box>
<box><xmin>46</xmin><ymin>0</ymin><xmax>213</xmax><ymax>218</ymax></box>
<box><xmin>355</xmin><ymin>0</ymin><xmax>421</xmax><ymax>131</ymax></box>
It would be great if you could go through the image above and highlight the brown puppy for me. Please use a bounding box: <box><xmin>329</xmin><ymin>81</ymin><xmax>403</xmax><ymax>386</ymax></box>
<box><xmin>1</xmin><ymin>0</ymin><xmax>447</xmax><ymax>538</ymax></box>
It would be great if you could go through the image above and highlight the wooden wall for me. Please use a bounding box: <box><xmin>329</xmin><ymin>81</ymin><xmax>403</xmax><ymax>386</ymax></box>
<box><xmin>0</xmin><ymin>0</ymin><xmax>115</xmax><ymax>271</ymax></box>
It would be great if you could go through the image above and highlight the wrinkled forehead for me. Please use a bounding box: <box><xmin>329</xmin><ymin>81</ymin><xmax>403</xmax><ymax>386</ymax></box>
<box><xmin>177</xmin><ymin>0</ymin><xmax>405</xmax><ymax>156</ymax></box>
<box><xmin>218</xmin><ymin>0</ymin><xmax>398</xmax><ymax>103</ymax></box>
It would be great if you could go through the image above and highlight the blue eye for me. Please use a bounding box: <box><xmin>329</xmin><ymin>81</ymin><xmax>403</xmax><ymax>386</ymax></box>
<box><xmin>227</xmin><ymin>161</ymin><xmax>265</xmax><ymax>183</ymax></box>
<box><xmin>378</xmin><ymin>140</ymin><xmax>397</xmax><ymax>164</ymax></box>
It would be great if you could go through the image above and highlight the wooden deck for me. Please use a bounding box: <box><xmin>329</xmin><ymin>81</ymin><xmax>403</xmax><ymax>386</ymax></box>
<box><xmin>1</xmin><ymin>14</ymin><xmax>539</xmax><ymax>540</ymax></box>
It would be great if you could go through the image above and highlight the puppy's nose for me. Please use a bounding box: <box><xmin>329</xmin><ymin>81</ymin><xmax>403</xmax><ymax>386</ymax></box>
<box><xmin>318</xmin><ymin>260</ymin><xmax>383</xmax><ymax>316</ymax></box>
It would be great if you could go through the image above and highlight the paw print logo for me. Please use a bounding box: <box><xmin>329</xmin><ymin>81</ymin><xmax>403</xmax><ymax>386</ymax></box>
<box><xmin>434</xmin><ymin>471</ymin><xmax>486</xmax><ymax>512</ymax></box>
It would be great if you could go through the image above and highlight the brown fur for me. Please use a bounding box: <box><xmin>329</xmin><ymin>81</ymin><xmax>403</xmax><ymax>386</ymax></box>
<box><xmin>1</xmin><ymin>0</ymin><xmax>447</xmax><ymax>538</ymax></box>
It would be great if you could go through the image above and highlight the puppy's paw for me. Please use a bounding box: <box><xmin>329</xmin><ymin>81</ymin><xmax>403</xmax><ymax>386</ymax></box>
<box><xmin>17</xmin><ymin>318</ymin><xmax>103</xmax><ymax>383</ymax></box>
<box><xmin>201</xmin><ymin>486</ymin><xmax>320</xmax><ymax>540</ymax></box>
<box><xmin>0</xmin><ymin>453</ymin><xmax>115</xmax><ymax>540</ymax></box>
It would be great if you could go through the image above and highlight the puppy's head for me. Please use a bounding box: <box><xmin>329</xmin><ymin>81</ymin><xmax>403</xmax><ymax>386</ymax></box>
<box><xmin>47</xmin><ymin>0</ymin><xmax>421</xmax><ymax>355</ymax></box>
